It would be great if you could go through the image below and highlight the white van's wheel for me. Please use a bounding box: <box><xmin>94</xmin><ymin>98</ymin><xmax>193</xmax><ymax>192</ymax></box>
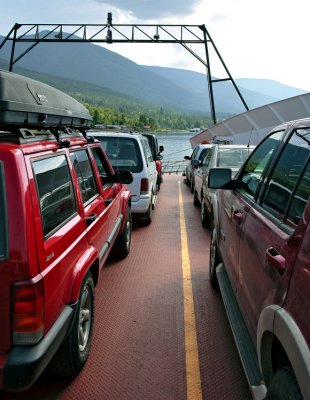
<box><xmin>144</xmin><ymin>194</ymin><xmax>153</xmax><ymax>225</ymax></box>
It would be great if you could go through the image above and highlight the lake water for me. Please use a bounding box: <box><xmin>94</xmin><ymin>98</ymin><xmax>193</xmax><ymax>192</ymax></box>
<box><xmin>154</xmin><ymin>132</ymin><xmax>194</xmax><ymax>161</ymax></box>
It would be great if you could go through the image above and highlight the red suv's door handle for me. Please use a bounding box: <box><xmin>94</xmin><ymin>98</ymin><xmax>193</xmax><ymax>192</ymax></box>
<box><xmin>86</xmin><ymin>213</ymin><xmax>98</xmax><ymax>226</ymax></box>
<box><xmin>265</xmin><ymin>247</ymin><xmax>286</xmax><ymax>274</ymax></box>
<box><xmin>105</xmin><ymin>198</ymin><xmax>113</xmax><ymax>206</ymax></box>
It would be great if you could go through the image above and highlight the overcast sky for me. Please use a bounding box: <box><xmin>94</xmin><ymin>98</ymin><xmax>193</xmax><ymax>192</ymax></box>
<box><xmin>1</xmin><ymin>0</ymin><xmax>310</xmax><ymax>91</ymax></box>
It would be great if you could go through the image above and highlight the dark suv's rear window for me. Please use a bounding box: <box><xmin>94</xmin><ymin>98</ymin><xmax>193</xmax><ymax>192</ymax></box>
<box><xmin>96</xmin><ymin>137</ymin><xmax>143</xmax><ymax>173</ymax></box>
<box><xmin>0</xmin><ymin>161</ymin><xmax>8</xmax><ymax>260</ymax></box>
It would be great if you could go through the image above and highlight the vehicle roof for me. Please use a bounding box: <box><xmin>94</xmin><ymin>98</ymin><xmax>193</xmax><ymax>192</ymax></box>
<box><xmin>89</xmin><ymin>131</ymin><xmax>144</xmax><ymax>139</ymax></box>
<box><xmin>215</xmin><ymin>144</ymin><xmax>255</xmax><ymax>149</ymax></box>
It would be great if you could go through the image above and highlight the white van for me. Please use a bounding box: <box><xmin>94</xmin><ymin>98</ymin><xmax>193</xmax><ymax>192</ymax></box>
<box><xmin>90</xmin><ymin>132</ymin><xmax>158</xmax><ymax>224</ymax></box>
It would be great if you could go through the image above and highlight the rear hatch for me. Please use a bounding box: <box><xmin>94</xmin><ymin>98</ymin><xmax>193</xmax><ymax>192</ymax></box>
<box><xmin>95</xmin><ymin>135</ymin><xmax>144</xmax><ymax>201</ymax></box>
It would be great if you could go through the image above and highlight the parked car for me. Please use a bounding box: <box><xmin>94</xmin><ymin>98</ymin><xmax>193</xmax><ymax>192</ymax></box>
<box><xmin>208</xmin><ymin>118</ymin><xmax>310</xmax><ymax>400</ymax></box>
<box><xmin>183</xmin><ymin>143</ymin><xmax>213</xmax><ymax>192</ymax></box>
<box><xmin>0</xmin><ymin>71</ymin><xmax>133</xmax><ymax>392</ymax></box>
<box><xmin>90</xmin><ymin>132</ymin><xmax>157</xmax><ymax>224</ymax></box>
<box><xmin>192</xmin><ymin>144</ymin><xmax>254</xmax><ymax>227</ymax></box>
<box><xmin>142</xmin><ymin>133</ymin><xmax>164</xmax><ymax>191</ymax></box>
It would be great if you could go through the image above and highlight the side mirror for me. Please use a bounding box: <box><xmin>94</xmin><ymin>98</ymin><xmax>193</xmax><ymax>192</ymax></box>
<box><xmin>184</xmin><ymin>155</ymin><xmax>191</xmax><ymax>160</ymax></box>
<box><xmin>159</xmin><ymin>145</ymin><xmax>164</xmax><ymax>153</ymax></box>
<box><xmin>191</xmin><ymin>159</ymin><xmax>199</xmax><ymax>166</ymax></box>
<box><xmin>114</xmin><ymin>170</ymin><xmax>133</xmax><ymax>185</ymax></box>
<box><xmin>208</xmin><ymin>168</ymin><xmax>234</xmax><ymax>189</ymax></box>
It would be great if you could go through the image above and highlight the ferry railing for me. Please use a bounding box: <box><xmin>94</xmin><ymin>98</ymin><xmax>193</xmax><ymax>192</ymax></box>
<box><xmin>162</xmin><ymin>159</ymin><xmax>188</xmax><ymax>175</ymax></box>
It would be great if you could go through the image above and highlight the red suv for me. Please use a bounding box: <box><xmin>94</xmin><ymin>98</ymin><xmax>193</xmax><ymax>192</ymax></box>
<box><xmin>0</xmin><ymin>70</ymin><xmax>132</xmax><ymax>391</ymax></box>
<box><xmin>209</xmin><ymin>118</ymin><xmax>310</xmax><ymax>400</ymax></box>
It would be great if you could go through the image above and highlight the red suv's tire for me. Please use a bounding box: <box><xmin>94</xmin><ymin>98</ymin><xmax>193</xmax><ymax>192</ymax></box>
<box><xmin>49</xmin><ymin>272</ymin><xmax>95</xmax><ymax>376</ymax></box>
<box><xmin>112</xmin><ymin>208</ymin><xmax>132</xmax><ymax>260</ymax></box>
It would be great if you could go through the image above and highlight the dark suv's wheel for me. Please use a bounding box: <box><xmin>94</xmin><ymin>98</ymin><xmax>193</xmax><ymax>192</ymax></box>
<box><xmin>266</xmin><ymin>367</ymin><xmax>302</xmax><ymax>400</ymax></box>
<box><xmin>209</xmin><ymin>226</ymin><xmax>220</xmax><ymax>286</ymax></box>
<box><xmin>112</xmin><ymin>208</ymin><xmax>132</xmax><ymax>260</ymax></box>
<box><xmin>49</xmin><ymin>272</ymin><xmax>95</xmax><ymax>376</ymax></box>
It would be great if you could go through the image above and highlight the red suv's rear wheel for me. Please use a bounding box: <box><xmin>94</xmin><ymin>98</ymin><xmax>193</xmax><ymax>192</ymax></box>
<box><xmin>49</xmin><ymin>272</ymin><xmax>95</xmax><ymax>376</ymax></box>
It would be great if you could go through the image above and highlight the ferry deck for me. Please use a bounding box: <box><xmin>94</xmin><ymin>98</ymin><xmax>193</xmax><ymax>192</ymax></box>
<box><xmin>3</xmin><ymin>174</ymin><xmax>252</xmax><ymax>400</ymax></box>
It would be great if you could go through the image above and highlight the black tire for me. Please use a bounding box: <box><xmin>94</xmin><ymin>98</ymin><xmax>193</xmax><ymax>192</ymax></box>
<box><xmin>266</xmin><ymin>367</ymin><xmax>302</xmax><ymax>400</ymax></box>
<box><xmin>49</xmin><ymin>272</ymin><xmax>95</xmax><ymax>376</ymax></box>
<box><xmin>193</xmin><ymin>190</ymin><xmax>200</xmax><ymax>207</ymax></box>
<box><xmin>143</xmin><ymin>193</ymin><xmax>153</xmax><ymax>225</ymax></box>
<box><xmin>201</xmin><ymin>202</ymin><xmax>210</xmax><ymax>228</ymax></box>
<box><xmin>157</xmin><ymin>176</ymin><xmax>161</xmax><ymax>191</ymax></box>
<box><xmin>112</xmin><ymin>208</ymin><xmax>132</xmax><ymax>260</ymax></box>
<box><xmin>209</xmin><ymin>226</ymin><xmax>220</xmax><ymax>286</ymax></box>
<box><xmin>190</xmin><ymin>178</ymin><xmax>194</xmax><ymax>193</ymax></box>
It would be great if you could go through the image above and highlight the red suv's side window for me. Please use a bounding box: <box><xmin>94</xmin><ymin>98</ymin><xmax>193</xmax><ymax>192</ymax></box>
<box><xmin>33</xmin><ymin>154</ymin><xmax>77</xmax><ymax>237</ymax></box>
<box><xmin>261</xmin><ymin>128</ymin><xmax>310</xmax><ymax>227</ymax></box>
<box><xmin>71</xmin><ymin>150</ymin><xmax>99</xmax><ymax>204</ymax></box>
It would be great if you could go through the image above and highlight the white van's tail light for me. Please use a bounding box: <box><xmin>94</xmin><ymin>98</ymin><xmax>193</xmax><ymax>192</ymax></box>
<box><xmin>12</xmin><ymin>279</ymin><xmax>45</xmax><ymax>345</ymax></box>
<box><xmin>140</xmin><ymin>178</ymin><xmax>149</xmax><ymax>194</ymax></box>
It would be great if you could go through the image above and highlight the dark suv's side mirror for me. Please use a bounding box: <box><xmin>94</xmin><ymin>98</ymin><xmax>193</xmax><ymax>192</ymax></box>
<box><xmin>114</xmin><ymin>170</ymin><xmax>133</xmax><ymax>185</ymax></box>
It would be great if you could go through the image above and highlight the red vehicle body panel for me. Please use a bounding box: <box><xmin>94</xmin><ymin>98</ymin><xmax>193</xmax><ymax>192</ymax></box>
<box><xmin>0</xmin><ymin>136</ymin><xmax>131</xmax><ymax>390</ymax></box>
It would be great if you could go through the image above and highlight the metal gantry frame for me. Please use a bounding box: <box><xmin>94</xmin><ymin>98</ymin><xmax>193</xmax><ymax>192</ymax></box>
<box><xmin>0</xmin><ymin>14</ymin><xmax>249</xmax><ymax>125</ymax></box>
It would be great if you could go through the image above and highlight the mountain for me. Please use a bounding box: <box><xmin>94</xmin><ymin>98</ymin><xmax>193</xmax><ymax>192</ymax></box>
<box><xmin>143</xmin><ymin>66</ymin><xmax>280</xmax><ymax>111</ymax></box>
<box><xmin>0</xmin><ymin>33</ymin><xmax>307</xmax><ymax>115</ymax></box>
<box><xmin>235</xmin><ymin>78</ymin><xmax>306</xmax><ymax>100</ymax></box>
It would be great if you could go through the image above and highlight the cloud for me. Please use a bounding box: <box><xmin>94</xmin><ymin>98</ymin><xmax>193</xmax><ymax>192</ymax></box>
<box><xmin>95</xmin><ymin>0</ymin><xmax>201</xmax><ymax>19</ymax></box>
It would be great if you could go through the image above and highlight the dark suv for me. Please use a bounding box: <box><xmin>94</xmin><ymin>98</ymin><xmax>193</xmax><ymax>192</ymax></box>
<box><xmin>0</xmin><ymin>70</ymin><xmax>132</xmax><ymax>391</ymax></box>
<box><xmin>142</xmin><ymin>133</ymin><xmax>164</xmax><ymax>190</ymax></box>
<box><xmin>209</xmin><ymin>118</ymin><xmax>310</xmax><ymax>400</ymax></box>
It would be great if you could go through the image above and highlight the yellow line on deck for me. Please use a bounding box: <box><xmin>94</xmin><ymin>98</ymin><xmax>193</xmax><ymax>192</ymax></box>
<box><xmin>178</xmin><ymin>181</ymin><xmax>202</xmax><ymax>400</ymax></box>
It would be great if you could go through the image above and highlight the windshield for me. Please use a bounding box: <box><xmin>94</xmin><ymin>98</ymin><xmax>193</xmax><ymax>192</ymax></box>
<box><xmin>217</xmin><ymin>148</ymin><xmax>253</xmax><ymax>168</ymax></box>
<box><xmin>96</xmin><ymin>136</ymin><xmax>143</xmax><ymax>173</ymax></box>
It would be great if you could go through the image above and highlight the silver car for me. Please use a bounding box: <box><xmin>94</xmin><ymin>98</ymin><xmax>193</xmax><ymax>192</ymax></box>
<box><xmin>193</xmin><ymin>144</ymin><xmax>255</xmax><ymax>227</ymax></box>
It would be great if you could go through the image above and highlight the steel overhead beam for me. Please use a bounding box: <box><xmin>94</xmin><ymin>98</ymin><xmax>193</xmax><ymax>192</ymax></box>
<box><xmin>0</xmin><ymin>17</ymin><xmax>249</xmax><ymax>125</ymax></box>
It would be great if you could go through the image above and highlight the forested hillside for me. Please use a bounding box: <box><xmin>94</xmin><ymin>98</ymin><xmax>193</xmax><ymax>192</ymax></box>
<box><xmin>0</xmin><ymin>59</ymin><xmax>229</xmax><ymax>130</ymax></box>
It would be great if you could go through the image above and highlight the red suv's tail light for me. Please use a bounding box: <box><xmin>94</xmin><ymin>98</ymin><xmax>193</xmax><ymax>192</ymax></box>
<box><xmin>12</xmin><ymin>278</ymin><xmax>45</xmax><ymax>345</ymax></box>
<box><xmin>140</xmin><ymin>178</ymin><xmax>149</xmax><ymax>194</ymax></box>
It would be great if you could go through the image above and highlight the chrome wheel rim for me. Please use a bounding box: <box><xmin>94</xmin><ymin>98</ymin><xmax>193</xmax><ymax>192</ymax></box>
<box><xmin>78</xmin><ymin>285</ymin><xmax>92</xmax><ymax>352</ymax></box>
<box><xmin>125</xmin><ymin>218</ymin><xmax>131</xmax><ymax>249</ymax></box>
<box><xmin>210</xmin><ymin>228</ymin><xmax>216</xmax><ymax>274</ymax></box>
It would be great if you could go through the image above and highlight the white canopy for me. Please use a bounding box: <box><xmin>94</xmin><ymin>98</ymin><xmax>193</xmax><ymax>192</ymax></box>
<box><xmin>191</xmin><ymin>92</ymin><xmax>310</xmax><ymax>147</ymax></box>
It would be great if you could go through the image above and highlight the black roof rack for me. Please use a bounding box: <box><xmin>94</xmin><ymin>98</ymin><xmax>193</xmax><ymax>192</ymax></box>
<box><xmin>0</xmin><ymin>70</ymin><xmax>92</xmax><ymax>132</ymax></box>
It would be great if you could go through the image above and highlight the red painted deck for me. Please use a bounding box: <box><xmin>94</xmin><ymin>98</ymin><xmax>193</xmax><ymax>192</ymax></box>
<box><xmin>3</xmin><ymin>174</ymin><xmax>251</xmax><ymax>400</ymax></box>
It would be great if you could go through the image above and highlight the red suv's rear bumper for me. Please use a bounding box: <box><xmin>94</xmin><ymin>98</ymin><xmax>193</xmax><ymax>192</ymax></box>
<box><xmin>2</xmin><ymin>303</ymin><xmax>77</xmax><ymax>392</ymax></box>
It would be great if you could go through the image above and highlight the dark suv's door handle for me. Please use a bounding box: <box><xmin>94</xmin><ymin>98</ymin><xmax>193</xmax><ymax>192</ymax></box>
<box><xmin>232</xmin><ymin>210</ymin><xmax>243</xmax><ymax>224</ymax></box>
<box><xmin>265</xmin><ymin>247</ymin><xmax>286</xmax><ymax>274</ymax></box>
<box><xmin>86</xmin><ymin>213</ymin><xmax>98</xmax><ymax>226</ymax></box>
